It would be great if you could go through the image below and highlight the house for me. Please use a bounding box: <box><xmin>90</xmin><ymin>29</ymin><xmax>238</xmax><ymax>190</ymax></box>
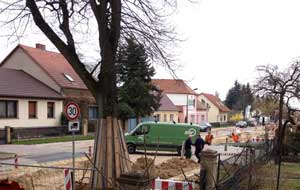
<box><xmin>153</xmin><ymin>94</ymin><xmax>179</xmax><ymax>122</ymax></box>
<box><xmin>0</xmin><ymin>68</ymin><xmax>64</xmax><ymax>128</ymax></box>
<box><xmin>152</xmin><ymin>79</ymin><xmax>208</xmax><ymax>123</ymax></box>
<box><xmin>0</xmin><ymin>44</ymin><xmax>97</xmax><ymax>131</ymax></box>
<box><xmin>198</xmin><ymin>93</ymin><xmax>231</xmax><ymax>123</ymax></box>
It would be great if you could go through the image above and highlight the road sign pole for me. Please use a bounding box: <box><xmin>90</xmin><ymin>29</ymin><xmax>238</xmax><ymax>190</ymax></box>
<box><xmin>65</xmin><ymin>102</ymin><xmax>80</xmax><ymax>190</ymax></box>
<box><xmin>72</xmin><ymin>131</ymin><xmax>75</xmax><ymax>190</ymax></box>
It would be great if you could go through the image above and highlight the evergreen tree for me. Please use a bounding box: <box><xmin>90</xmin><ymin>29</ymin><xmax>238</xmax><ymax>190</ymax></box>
<box><xmin>225</xmin><ymin>80</ymin><xmax>241</xmax><ymax>109</ymax></box>
<box><xmin>117</xmin><ymin>38</ymin><xmax>161</xmax><ymax>120</ymax></box>
<box><xmin>225</xmin><ymin>81</ymin><xmax>254</xmax><ymax>111</ymax></box>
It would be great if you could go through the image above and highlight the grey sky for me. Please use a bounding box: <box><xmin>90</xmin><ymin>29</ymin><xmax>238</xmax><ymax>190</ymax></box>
<box><xmin>1</xmin><ymin>0</ymin><xmax>300</xmax><ymax>100</ymax></box>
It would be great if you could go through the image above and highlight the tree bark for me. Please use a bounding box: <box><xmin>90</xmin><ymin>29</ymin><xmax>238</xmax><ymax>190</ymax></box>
<box><xmin>275</xmin><ymin>94</ymin><xmax>284</xmax><ymax>163</ymax></box>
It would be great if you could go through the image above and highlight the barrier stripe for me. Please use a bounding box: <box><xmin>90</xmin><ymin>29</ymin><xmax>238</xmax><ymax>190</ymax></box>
<box><xmin>64</xmin><ymin>169</ymin><xmax>72</xmax><ymax>190</ymax></box>
<box><xmin>152</xmin><ymin>178</ymin><xmax>194</xmax><ymax>190</ymax></box>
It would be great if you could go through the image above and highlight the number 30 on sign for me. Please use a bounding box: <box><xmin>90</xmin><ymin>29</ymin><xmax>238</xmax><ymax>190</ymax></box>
<box><xmin>65</xmin><ymin>102</ymin><xmax>80</xmax><ymax>121</ymax></box>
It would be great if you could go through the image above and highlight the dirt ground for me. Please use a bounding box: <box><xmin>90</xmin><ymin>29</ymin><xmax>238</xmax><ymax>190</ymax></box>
<box><xmin>132</xmin><ymin>157</ymin><xmax>200</xmax><ymax>179</ymax></box>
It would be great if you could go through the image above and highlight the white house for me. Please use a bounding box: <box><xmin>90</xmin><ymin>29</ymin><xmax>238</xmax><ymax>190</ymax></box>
<box><xmin>0</xmin><ymin>68</ymin><xmax>64</xmax><ymax>128</ymax></box>
<box><xmin>152</xmin><ymin>79</ymin><xmax>208</xmax><ymax>123</ymax></box>
<box><xmin>198</xmin><ymin>93</ymin><xmax>231</xmax><ymax>123</ymax></box>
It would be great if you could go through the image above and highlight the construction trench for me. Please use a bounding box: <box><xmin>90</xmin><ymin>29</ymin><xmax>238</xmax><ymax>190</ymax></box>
<box><xmin>0</xmin><ymin>126</ymin><xmax>270</xmax><ymax>190</ymax></box>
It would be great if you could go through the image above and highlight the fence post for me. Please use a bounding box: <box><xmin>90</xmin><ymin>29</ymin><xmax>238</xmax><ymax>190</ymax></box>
<box><xmin>4</xmin><ymin>126</ymin><xmax>11</xmax><ymax>144</ymax></box>
<box><xmin>201</xmin><ymin>149</ymin><xmax>218</xmax><ymax>190</ymax></box>
<box><xmin>216</xmin><ymin>154</ymin><xmax>221</xmax><ymax>183</ymax></box>
<box><xmin>82</xmin><ymin>119</ymin><xmax>88</xmax><ymax>136</ymax></box>
<box><xmin>14</xmin><ymin>154</ymin><xmax>18</xmax><ymax>169</ymax></box>
<box><xmin>88</xmin><ymin>146</ymin><xmax>92</xmax><ymax>157</ymax></box>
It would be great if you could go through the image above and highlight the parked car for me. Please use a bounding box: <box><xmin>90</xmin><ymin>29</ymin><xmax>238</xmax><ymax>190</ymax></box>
<box><xmin>247</xmin><ymin>120</ymin><xmax>257</xmax><ymax>127</ymax></box>
<box><xmin>235</xmin><ymin>121</ymin><xmax>247</xmax><ymax>128</ymax></box>
<box><xmin>198</xmin><ymin>122</ymin><xmax>212</xmax><ymax>132</ymax></box>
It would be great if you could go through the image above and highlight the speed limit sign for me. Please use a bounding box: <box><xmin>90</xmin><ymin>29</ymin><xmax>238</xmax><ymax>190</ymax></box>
<box><xmin>65</xmin><ymin>102</ymin><xmax>80</xmax><ymax>121</ymax></box>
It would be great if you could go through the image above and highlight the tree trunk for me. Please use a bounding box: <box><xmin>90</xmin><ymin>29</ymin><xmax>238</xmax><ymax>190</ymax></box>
<box><xmin>91</xmin><ymin>117</ymin><xmax>131</xmax><ymax>189</ymax></box>
<box><xmin>275</xmin><ymin>94</ymin><xmax>284</xmax><ymax>163</ymax></box>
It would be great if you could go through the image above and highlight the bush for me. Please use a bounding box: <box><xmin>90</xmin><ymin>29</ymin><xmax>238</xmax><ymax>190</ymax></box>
<box><xmin>60</xmin><ymin>112</ymin><xmax>68</xmax><ymax>126</ymax></box>
<box><xmin>285</xmin><ymin>131</ymin><xmax>300</xmax><ymax>155</ymax></box>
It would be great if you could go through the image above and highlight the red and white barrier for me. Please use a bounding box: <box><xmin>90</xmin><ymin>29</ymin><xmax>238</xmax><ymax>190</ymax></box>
<box><xmin>152</xmin><ymin>178</ymin><xmax>194</xmax><ymax>190</ymax></box>
<box><xmin>252</xmin><ymin>137</ymin><xmax>265</xmax><ymax>143</ymax></box>
<box><xmin>64</xmin><ymin>169</ymin><xmax>72</xmax><ymax>190</ymax></box>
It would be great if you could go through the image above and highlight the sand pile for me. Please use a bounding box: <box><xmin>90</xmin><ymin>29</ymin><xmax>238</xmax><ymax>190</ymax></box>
<box><xmin>132</xmin><ymin>157</ymin><xmax>199</xmax><ymax>179</ymax></box>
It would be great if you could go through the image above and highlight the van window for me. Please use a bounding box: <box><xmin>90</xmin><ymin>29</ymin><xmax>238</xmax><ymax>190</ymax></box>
<box><xmin>135</xmin><ymin>125</ymin><xmax>150</xmax><ymax>135</ymax></box>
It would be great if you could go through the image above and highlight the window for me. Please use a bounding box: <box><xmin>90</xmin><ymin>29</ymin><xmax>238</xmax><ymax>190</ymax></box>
<box><xmin>88</xmin><ymin>106</ymin><xmax>98</xmax><ymax>119</ymax></box>
<box><xmin>224</xmin><ymin>115</ymin><xmax>226</xmax><ymax>121</ymax></box>
<box><xmin>135</xmin><ymin>125</ymin><xmax>150</xmax><ymax>135</ymax></box>
<box><xmin>0</xmin><ymin>100</ymin><xmax>17</xmax><ymax>118</ymax></box>
<box><xmin>190</xmin><ymin>115</ymin><xmax>195</xmax><ymax>123</ymax></box>
<box><xmin>170</xmin><ymin>114</ymin><xmax>174</xmax><ymax>122</ymax></box>
<box><xmin>63</xmin><ymin>73</ymin><xmax>75</xmax><ymax>82</ymax></box>
<box><xmin>201</xmin><ymin>115</ymin><xmax>205</xmax><ymax>122</ymax></box>
<box><xmin>47</xmin><ymin>102</ymin><xmax>55</xmax><ymax>118</ymax></box>
<box><xmin>29</xmin><ymin>101</ymin><xmax>37</xmax><ymax>118</ymax></box>
<box><xmin>163</xmin><ymin>114</ymin><xmax>167</xmax><ymax>122</ymax></box>
<box><xmin>156</xmin><ymin>114</ymin><xmax>161</xmax><ymax>121</ymax></box>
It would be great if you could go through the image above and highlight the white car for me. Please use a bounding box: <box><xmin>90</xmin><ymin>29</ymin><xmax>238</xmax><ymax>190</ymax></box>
<box><xmin>198</xmin><ymin>122</ymin><xmax>212</xmax><ymax>132</ymax></box>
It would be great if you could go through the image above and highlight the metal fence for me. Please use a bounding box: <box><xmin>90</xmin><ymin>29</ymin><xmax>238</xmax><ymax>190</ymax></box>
<box><xmin>216</xmin><ymin>140</ymin><xmax>274</xmax><ymax>190</ymax></box>
<box><xmin>0</xmin><ymin>162</ymin><xmax>94</xmax><ymax>190</ymax></box>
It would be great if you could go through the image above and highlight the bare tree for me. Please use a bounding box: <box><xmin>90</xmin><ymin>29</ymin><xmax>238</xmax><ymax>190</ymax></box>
<box><xmin>254</xmin><ymin>61</ymin><xmax>300</xmax><ymax>190</ymax></box>
<box><xmin>0</xmin><ymin>0</ymin><xmax>179</xmax><ymax>189</ymax></box>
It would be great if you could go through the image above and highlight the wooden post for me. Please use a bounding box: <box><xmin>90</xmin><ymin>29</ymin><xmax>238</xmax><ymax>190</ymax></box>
<box><xmin>82</xmin><ymin>119</ymin><xmax>88</xmax><ymax>136</ymax></box>
<box><xmin>91</xmin><ymin>117</ymin><xmax>131</xmax><ymax>190</ymax></box>
<box><xmin>201</xmin><ymin>149</ymin><xmax>218</xmax><ymax>190</ymax></box>
<box><xmin>5</xmin><ymin>126</ymin><xmax>11</xmax><ymax>144</ymax></box>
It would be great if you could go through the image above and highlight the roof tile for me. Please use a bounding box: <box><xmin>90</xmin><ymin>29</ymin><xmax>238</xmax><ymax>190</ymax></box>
<box><xmin>152</xmin><ymin>79</ymin><xmax>197</xmax><ymax>95</ymax></box>
<box><xmin>200</xmin><ymin>93</ymin><xmax>230</xmax><ymax>112</ymax></box>
<box><xmin>0</xmin><ymin>68</ymin><xmax>64</xmax><ymax>99</ymax></box>
<box><xmin>19</xmin><ymin>45</ymin><xmax>87</xmax><ymax>90</ymax></box>
<box><xmin>158</xmin><ymin>94</ymin><xmax>178</xmax><ymax>111</ymax></box>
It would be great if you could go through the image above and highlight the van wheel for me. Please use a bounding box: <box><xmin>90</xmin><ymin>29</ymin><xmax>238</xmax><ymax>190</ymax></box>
<box><xmin>177</xmin><ymin>146</ymin><xmax>182</xmax><ymax>156</ymax></box>
<box><xmin>127</xmin><ymin>144</ymin><xmax>136</xmax><ymax>154</ymax></box>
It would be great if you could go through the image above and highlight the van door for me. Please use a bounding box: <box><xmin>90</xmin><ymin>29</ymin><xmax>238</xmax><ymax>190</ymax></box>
<box><xmin>134</xmin><ymin>124</ymin><xmax>150</xmax><ymax>148</ymax></box>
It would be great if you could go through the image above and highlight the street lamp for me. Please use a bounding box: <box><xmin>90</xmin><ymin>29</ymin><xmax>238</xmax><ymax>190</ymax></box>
<box><xmin>185</xmin><ymin>88</ymin><xmax>198</xmax><ymax>123</ymax></box>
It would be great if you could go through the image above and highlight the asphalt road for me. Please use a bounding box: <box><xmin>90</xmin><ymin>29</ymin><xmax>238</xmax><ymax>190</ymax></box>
<box><xmin>0</xmin><ymin>126</ymin><xmax>265</xmax><ymax>165</ymax></box>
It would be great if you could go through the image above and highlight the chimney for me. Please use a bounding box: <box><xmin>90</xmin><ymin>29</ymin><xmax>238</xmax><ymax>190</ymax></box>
<box><xmin>35</xmin><ymin>43</ymin><xmax>46</xmax><ymax>50</ymax></box>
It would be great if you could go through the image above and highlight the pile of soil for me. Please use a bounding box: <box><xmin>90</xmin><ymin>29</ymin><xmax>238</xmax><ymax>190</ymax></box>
<box><xmin>132</xmin><ymin>157</ymin><xmax>199</xmax><ymax>179</ymax></box>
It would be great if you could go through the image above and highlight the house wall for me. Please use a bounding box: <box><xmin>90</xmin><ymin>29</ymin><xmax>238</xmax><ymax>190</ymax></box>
<box><xmin>198</xmin><ymin>95</ymin><xmax>219</xmax><ymax>122</ymax></box>
<box><xmin>1</xmin><ymin>48</ymin><xmax>61</xmax><ymax>93</ymax></box>
<box><xmin>166</xmin><ymin>94</ymin><xmax>188</xmax><ymax>105</ymax></box>
<box><xmin>218</xmin><ymin>112</ymin><xmax>228</xmax><ymax>123</ymax></box>
<box><xmin>167</xmin><ymin>94</ymin><xmax>202</xmax><ymax>123</ymax></box>
<box><xmin>0</xmin><ymin>97</ymin><xmax>63</xmax><ymax>128</ymax></box>
<box><xmin>153</xmin><ymin>111</ymin><xmax>179</xmax><ymax>122</ymax></box>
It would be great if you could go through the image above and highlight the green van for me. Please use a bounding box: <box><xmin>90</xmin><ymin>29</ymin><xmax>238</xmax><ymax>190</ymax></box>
<box><xmin>125</xmin><ymin>122</ymin><xmax>203</xmax><ymax>154</ymax></box>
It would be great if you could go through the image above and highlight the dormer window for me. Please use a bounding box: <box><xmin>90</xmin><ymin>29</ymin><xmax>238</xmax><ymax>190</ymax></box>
<box><xmin>64</xmin><ymin>73</ymin><xmax>75</xmax><ymax>82</ymax></box>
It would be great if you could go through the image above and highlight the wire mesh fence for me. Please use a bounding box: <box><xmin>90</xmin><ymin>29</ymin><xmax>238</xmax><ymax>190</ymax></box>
<box><xmin>0</xmin><ymin>161</ymin><xmax>94</xmax><ymax>190</ymax></box>
<box><xmin>216</xmin><ymin>140</ymin><xmax>274</xmax><ymax>190</ymax></box>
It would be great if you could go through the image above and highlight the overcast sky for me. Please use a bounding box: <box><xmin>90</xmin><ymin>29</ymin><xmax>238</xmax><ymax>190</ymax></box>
<box><xmin>1</xmin><ymin>0</ymin><xmax>300</xmax><ymax>100</ymax></box>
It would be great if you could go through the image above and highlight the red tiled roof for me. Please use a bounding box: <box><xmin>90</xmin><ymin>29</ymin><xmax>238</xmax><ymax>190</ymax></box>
<box><xmin>176</xmin><ymin>106</ymin><xmax>184</xmax><ymax>112</ymax></box>
<box><xmin>2</xmin><ymin>44</ymin><xmax>87</xmax><ymax>90</ymax></box>
<box><xmin>158</xmin><ymin>94</ymin><xmax>178</xmax><ymax>111</ymax></box>
<box><xmin>152</xmin><ymin>79</ymin><xmax>197</xmax><ymax>95</ymax></box>
<box><xmin>200</xmin><ymin>93</ymin><xmax>230</xmax><ymax>112</ymax></box>
<box><xmin>0</xmin><ymin>68</ymin><xmax>64</xmax><ymax>99</ymax></box>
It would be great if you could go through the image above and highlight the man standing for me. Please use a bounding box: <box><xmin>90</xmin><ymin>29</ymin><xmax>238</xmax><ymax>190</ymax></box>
<box><xmin>184</xmin><ymin>135</ymin><xmax>193</xmax><ymax>159</ymax></box>
<box><xmin>194</xmin><ymin>133</ymin><xmax>205</xmax><ymax>163</ymax></box>
<box><xmin>205</xmin><ymin>131</ymin><xmax>214</xmax><ymax>145</ymax></box>
<box><xmin>231</xmin><ymin>132</ymin><xmax>239</xmax><ymax>143</ymax></box>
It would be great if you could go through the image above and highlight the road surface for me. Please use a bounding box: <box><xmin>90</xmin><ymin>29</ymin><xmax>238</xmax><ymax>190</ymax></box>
<box><xmin>0</xmin><ymin>126</ymin><xmax>266</xmax><ymax>166</ymax></box>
